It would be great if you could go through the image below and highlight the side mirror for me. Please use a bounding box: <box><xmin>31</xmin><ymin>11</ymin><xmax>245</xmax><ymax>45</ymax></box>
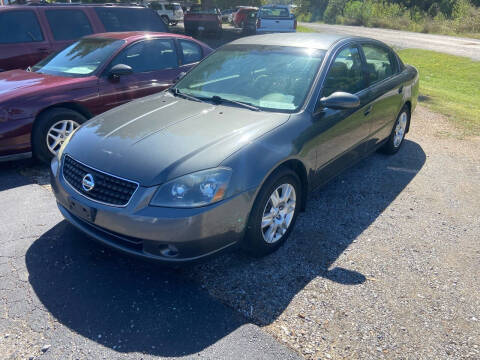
<box><xmin>108</xmin><ymin>64</ymin><xmax>133</xmax><ymax>80</ymax></box>
<box><xmin>319</xmin><ymin>92</ymin><xmax>360</xmax><ymax>110</ymax></box>
<box><xmin>173</xmin><ymin>71</ymin><xmax>187</xmax><ymax>83</ymax></box>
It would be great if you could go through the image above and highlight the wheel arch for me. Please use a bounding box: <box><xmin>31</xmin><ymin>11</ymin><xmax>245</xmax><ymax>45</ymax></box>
<box><xmin>404</xmin><ymin>100</ymin><xmax>412</xmax><ymax>133</ymax></box>
<box><xmin>257</xmin><ymin>158</ymin><xmax>309</xmax><ymax>212</ymax></box>
<box><xmin>31</xmin><ymin>102</ymin><xmax>92</xmax><ymax>156</ymax></box>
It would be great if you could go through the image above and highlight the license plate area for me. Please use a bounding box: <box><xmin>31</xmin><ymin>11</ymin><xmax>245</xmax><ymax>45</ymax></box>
<box><xmin>198</xmin><ymin>26</ymin><xmax>205</xmax><ymax>31</ymax></box>
<box><xmin>68</xmin><ymin>197</ymin><xmax>97</xmax><ymax>223</ymax></box>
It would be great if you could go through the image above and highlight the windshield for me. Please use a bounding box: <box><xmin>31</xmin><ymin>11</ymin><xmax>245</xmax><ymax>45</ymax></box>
<box><xmin>31</xmin><ymin>38</ymin><xmax>125</xmax><ymax>77</ymax></box>
<box><xmin>259</xmin><ymin>7</ymin><xmax>291</xmax><ymax>18</ymax></box>
<box><xmin>173</xmin><ymin>45</ymin><xmax>326</xmax><ymax>112</ymax></box>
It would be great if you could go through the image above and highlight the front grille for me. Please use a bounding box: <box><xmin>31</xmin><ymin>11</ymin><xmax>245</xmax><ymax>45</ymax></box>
<box><xmin>62</xmin><ymin>155</ymin><xmax>138</xmax><ymax>207</ymax></box>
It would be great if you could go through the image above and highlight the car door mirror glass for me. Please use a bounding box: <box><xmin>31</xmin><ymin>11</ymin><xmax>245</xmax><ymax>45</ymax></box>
<box><xmin>319</xmin><ymin>91</ymin><xmax>360</xmax><ymax>110</ymax></box>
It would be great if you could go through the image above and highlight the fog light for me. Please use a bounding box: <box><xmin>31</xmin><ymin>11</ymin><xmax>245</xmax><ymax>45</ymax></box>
<box><xmin>160</xmin><ymin>244</ymin><xmax>179</xmax><ymax>258</ymax></box>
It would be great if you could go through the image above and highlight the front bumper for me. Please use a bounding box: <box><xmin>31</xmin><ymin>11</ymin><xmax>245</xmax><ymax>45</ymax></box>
<box><xmin>50</xmin><ymin>156</ymin><xmax>256</xmax><ymax>263</ymax></box>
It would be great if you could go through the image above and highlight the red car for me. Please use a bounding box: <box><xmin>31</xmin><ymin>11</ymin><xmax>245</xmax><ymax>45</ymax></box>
<box><xmin>233</xmin><ymin>7</ymin><xmax>258</xmax><ymax>28</ymax></box>
<box><xmin>0</xmin><ymin>4</ymin><xmax>168</xmax><ymax>72</ymax></box>
<box><xmin>184</xmin><ymin>6</ymin><xmax>222</xmax><ymax>36</ymax></box>
<box><xmin>0</xmin><ymin>32</ymin><xmax>212</xmax><ymax>163</ymax></box>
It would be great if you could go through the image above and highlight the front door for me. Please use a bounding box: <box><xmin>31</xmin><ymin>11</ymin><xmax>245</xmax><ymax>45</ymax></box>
<box><xmin>311</xmin><ymin>45</ymin><xmax>372</xmax><ymax>186</ymax></box>
<box><xmin>97</xmin><ymin>38</ymin><xmax>182</xmax><ymax>114</ymax></box>
<box><xmin>41</xmin><ymin>8</ymin><xmax>94</xmax><ymax>54</ymax></box>
<box><xmin>0</xmin><ymin>10</ymin><xmax>51</xmax><ymax>71</ymax></box>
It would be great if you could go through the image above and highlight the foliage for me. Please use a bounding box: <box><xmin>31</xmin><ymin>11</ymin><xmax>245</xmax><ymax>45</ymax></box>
<box><xmin>295</xmin><ymin>0</ymin><xmax>480</xmax><ymax>37</ymax></box>
<box><xmin>398</xmin><ymin>49</ymin><xmax>480</xmax><ymax>135</ymax></box>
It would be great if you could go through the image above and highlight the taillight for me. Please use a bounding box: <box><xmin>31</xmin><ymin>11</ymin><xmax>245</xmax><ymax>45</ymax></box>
<box><xmin>257</xmin><ymin>18</ymin><xmax>261</xmax><ymax>28</ymax></box>
<box><xmin>294</xmin><ymin>19</ymin><xmax>297</xmax><ymax>29</ymax></box>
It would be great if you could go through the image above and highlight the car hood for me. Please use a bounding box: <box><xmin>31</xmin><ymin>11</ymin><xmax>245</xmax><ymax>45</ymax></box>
<box><xmin>0</xmin><ymin>70</ymin><xmax>87</xmax><ymax>102</ymax></box>
<box><xmin>65</xmin><ymin>92</ymin><xmax>290</xmax><ymax>186</ymax></box>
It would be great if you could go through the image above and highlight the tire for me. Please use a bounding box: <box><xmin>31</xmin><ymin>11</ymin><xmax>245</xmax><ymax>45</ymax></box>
<box><xmin>32</xmin><ymin>108</ymin><xmax>86</xmax><ymax>164</ymax></box>
<box><xmin>243</xmin><ymin>168</ymin><xmax>302</xmax><ymax>257</ymax></box>
<box><xmin>379</xmin><ymin>105</ymin><xmax>410</xmax><ymax>155</ymax></box>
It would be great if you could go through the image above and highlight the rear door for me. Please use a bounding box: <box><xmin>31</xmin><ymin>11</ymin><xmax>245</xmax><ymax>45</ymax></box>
<box><xmin>97</xmin><ymin>38</ymin><xmax>182</xmax><ymax>112</ymax></box>
<box><xmin>93</xmin><ymin>7</ymin><xmax>168</xmax><ymax>33</ymax></box>
<box><xmin>360</xmin><ymin>43</ymin><xmax>404</xmax><ymax>146</ymax></box>
<box><xmin>177</xmin><ymin>39</ymin><xmax>204</xmax><ymax>73</ymax></box>
<box><xmin>41</xmin><ymin>8</ymin><xmax>94</xmax><ymax>53</ymax></box>
<box><xmin>0</xmin><ymin>9</ymin><xmax>51</xmax><ymax>71</ymax></box>
<box><xmin>312</xmin><ymin>45</ymin><xmax>372</xmax><ymax>185</ymax></box>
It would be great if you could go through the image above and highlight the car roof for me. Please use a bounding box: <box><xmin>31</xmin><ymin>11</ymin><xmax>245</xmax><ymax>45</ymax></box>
<box><xmin>229</xmin><ymin>33</ymin><xmax>351</xmax><ymax>50</ymax></box>
<box><xmin>0</xmin><ymin>4</ymin><xmax>146</xmax><ymax>9</ymax></box>
<box><xmin>85</xmin><ymin>31</ymin><xmax>191</xmax><ymax>42</ymax></box>
<box><xmin>261</xmin><ymin>4</ymin><xmax>290</xmax><ymax>8</ymax></box>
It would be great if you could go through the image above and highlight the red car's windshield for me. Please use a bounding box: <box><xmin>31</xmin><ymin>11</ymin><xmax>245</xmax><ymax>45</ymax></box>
<box><xmin>31</xmin><ymin>38</ymin><xmax>125</xmax><ymax>78</ymax></box>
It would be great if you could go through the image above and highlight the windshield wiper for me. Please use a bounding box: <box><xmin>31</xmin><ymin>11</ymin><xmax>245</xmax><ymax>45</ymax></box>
<box><xmin>210</xmin><ymin>95</ymin><xmax>261</xmax><ymax>112</ymax></box>
<box><xmin>169</xmin><ymin>88</ymin><xmax>203</xmax><ymax>103</ymax></box>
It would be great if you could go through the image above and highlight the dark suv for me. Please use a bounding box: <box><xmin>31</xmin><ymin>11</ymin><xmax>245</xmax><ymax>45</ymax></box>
<box><xmin>0</xmin><ymin>4</ymin><xmax>168</xmax><ymax>72</ymax></box>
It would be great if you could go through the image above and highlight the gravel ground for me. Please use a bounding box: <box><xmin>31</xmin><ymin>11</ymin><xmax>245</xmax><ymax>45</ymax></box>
<box><xmin>1</xmin><ymin>101</ymin><xmax>479</xmax><ymax>359</ymax></box>
<box><xmin>299</xmin><ymin>22</ymin><xmax>480</xmax><ymax>60</ymax></box>
<box><xmin>185</xmin><ymin>105</ymin><xmax>480</xmax><ymax>359</ymax></box>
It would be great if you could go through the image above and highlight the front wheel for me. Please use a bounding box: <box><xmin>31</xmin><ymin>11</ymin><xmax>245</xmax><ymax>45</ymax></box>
<box><xmin>243</xmin><ymin>168</ymin><xmax>301</xmax><ymax>257</ymax></box>
<box><xmin>380</xmin><ymin>105</ymin><xmax>410</xmax><ymax>155</ymax></box>
<box><xmin>32</xmin><ymin>108</ymin><xmax>86</xmax><ymax>163</ymax></box>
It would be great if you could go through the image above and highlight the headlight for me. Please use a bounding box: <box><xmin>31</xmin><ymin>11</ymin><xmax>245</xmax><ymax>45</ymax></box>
<box><xmin>150</xmin><ymin>168</ymin><xmax>232</xmax><ymax>208</ymax></box>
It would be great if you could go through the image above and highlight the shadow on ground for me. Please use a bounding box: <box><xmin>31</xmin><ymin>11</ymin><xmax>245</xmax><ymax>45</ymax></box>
<box><xmin>25</xmin><ymin>222</ymin><xmax>247</xmax><ymax>357</ymax></box>
<box><xmin>188</xmin><ymin>140</ymin><xmax>427</xmax><ymax>325</ymax></box>
<box><xmin>0</xmin><ymin>159</ymin><xmax>49</xmax><ymax>192</ymax></box>
<box><xmin>25</xmin><ymin>140</ymin><xmax>425</xmax><ymax>356</ymax></box>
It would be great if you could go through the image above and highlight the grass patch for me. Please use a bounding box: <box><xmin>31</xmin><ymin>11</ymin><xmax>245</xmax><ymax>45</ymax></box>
<box><xmin>398</xmin><ymin>49</ymin><xmax>480</xmax><ymax>135</ymax></box>
<box><xmin>296</xmin><ymin>25</ymin><xmax>315</xmax><ymax>33</ymax></box>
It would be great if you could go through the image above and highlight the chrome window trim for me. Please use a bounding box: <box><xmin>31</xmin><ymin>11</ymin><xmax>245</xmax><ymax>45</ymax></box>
<box><xmin>61</xmin><ymin>154</ymin><xmax>140</xmax><ymax>208</ymax></box>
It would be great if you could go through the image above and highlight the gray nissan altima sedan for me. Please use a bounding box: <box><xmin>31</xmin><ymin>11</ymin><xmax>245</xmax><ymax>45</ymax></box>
<box><xmin>50</xmin><ymin>33</ymin><xmax>419</xmax><ymax>262</ymax></box>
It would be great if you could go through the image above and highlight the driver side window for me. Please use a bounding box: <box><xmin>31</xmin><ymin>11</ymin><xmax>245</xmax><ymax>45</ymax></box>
<box><xmin>109</xmin><ymin>39</ymin><xmax>178</xmax><ymax>74</ymax></box>
<box><xmin>322</xmin><ymin>46</ymin><xmax>365</xmax><ymax>97</ymax></box>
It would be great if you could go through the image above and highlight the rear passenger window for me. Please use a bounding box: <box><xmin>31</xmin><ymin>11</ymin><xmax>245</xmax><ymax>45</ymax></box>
<box><xmin>0</xmin><ymin>11</ymin><xmax>44</xmax><ymax>43</ymax></box>
<box><xmin>362</xmin><ymin>44</ymin><xmax>396</xmax><ymax>84</ymax></box>
<box><xmin>322</xmin><ymin>46</ymin><xmax>365</xmax><ymax>97</ymax></box>
<box><xmin>179</xmin><ymin>40</ymin><xmax>202</xmax><ymax>64</ymax></box>
<box><xmin>94</xmin><ymin>7</ymin><xmax>167</xmax><ymax>33</ymax></box>
<box><xmin>46</xmin><ymin>10</ymin><xmax>93</xmax><ymax>41</ymax></box>
<box><xmin>109</xmin><ymin>39</ymin><xmax>178</xmax><ymax>74</ymax></box>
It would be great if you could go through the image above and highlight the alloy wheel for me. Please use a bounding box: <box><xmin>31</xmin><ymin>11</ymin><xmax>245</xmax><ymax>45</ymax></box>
<box><xmin>46</xmin><ymin>119</ymin><xmax>79</xmax><ymax>155</ymax></box>
<box><xmin>393</xmin><ymin>112</ymin><xmax>408</xmax><ymax>148</ymax></box>
<box><xmin>261</xmin><ymin>183</ymin><xmax>296</xmax><ymax>244</ymax></box>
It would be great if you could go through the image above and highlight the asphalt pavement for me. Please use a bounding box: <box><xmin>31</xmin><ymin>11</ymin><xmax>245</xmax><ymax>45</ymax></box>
<box><xmin>0</xmin><ymin>164</ymin><xmax>300</xmax><ymax>359</ymax></box>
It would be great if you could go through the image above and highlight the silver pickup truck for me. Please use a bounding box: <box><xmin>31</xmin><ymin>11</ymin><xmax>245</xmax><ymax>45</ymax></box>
<box><xmin>256</xmin><ymin>5</ymin><xmax>297</xmax><ymax>33</ymax></box>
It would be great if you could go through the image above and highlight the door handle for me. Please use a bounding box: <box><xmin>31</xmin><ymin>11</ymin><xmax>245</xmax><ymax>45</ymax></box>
<box><xmin>36</xmin><ymin>47</ymin><xmax>49</xmax><ymax>52</ymax></box>
<box><xmin>398</xmin><ymin>86</ymin><xmax>404</xmax><ymax>94</ymax></box>
<box><xmin>364</xmin><ymin>105</ymin><xmax>373</xmax><ymax>116</ymax></box>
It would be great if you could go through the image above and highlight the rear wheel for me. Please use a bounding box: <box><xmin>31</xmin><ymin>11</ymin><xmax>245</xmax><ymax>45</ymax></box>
<box><xmin>243</xmin><ymin>168</ymin><xmax>301</xmax><ymax>257</ymax></box>
<box><xmin>32</xmin><ymin>108</ymin><xmax>86</xmax><ymax>163</ymax></box>
<box><xmin>380</xmin><ymin>105</ymin><xmax>410</xmax><ymax>155</ymax></box>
